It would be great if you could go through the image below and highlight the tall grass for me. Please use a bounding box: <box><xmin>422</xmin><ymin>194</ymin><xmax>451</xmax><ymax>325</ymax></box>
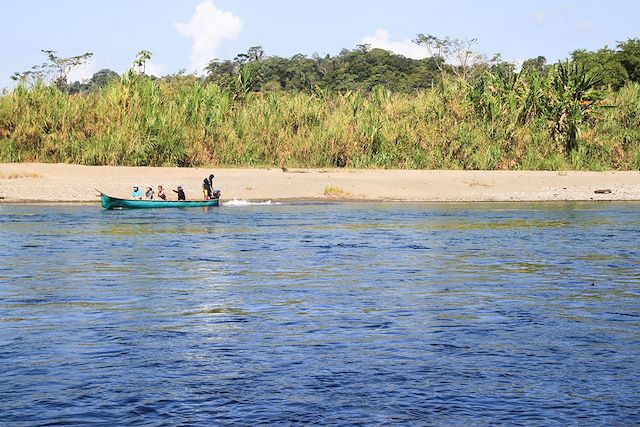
<box><xmin>1</xmin><ymin>68</ymin><xmax>639</xmax><ymax>170</ymax></box>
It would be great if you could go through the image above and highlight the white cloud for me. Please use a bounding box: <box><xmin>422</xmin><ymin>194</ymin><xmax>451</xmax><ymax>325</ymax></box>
<box><xmin>361</xmin><ymin>29</ymin><xmax>428</xmax><ymax>60</ymax></box>
<box><xmin>68</xmin><ymin>60</ymin><xmax>95</xmax><ymax>83</ymax></box>
<box><xmin>144</xmin><ymin>61</ymin><xmax>165</xmax><ymax>77</ymax></box>
<box><xmin>175</xmin><ymin>0</ymin><xmax>243</xmax><ymax>74</ymax></box>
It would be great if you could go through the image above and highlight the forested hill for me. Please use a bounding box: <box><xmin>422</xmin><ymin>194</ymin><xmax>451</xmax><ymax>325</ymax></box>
<box><xmin>57</xmin><ymin>38</ymin><xmax>640</xmax><ymax>95</ymax></box>
<box><xmin>206</xmin><ymin>39</ymin><xmax>640</xmax><ymax>93</ymax></box>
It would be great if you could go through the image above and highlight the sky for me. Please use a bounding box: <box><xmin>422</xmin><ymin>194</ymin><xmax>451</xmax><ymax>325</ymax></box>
<box><xmin>1</xmin><ymin>0</ymin><xmax>638</xmax><ymax>89</ymax></box>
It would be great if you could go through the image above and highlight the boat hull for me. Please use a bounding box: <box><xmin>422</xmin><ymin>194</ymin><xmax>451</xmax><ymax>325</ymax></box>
<box><xmin>100</xmin><ymin>193</ymin><xmax>219</xmax><ymax>209</ymax></box>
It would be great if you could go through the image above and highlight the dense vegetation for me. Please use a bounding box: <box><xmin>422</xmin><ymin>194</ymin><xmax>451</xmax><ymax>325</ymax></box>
<box><xmin>1</xmin><ymin>38</ymin><xmax>640</xmax><ymax>170</ymax></box>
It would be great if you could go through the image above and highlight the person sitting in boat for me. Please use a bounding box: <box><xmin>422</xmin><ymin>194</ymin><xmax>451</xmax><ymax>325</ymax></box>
<box><xmin>145</xmin><ymin>186</ymin><xmax>154</xmax><ymax>199</ymax></box>
<box><xmin>173</xmin><ymin>186</ymin><xmax>186</xmax><ymax>200</ymax></box>
<box><xmin>131</xmin><ymin>186</ymin><xmax>142</xmax><ymax>200</ymax></box>
<box><xmin>202</xmin><ymin>174</ymin><xmax>215</xmax><ymax>199</ymax></box>
<box><xmin>157</xmin><ymin>185</ymin><xmax>167</xmax><ymax>200</ymax></box>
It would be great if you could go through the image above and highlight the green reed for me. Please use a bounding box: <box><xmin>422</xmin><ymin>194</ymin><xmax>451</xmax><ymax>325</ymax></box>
<box><xmin>1</xmin><ymin>67</ymin><xmax>639</xmax><ymax>170</ymax></box>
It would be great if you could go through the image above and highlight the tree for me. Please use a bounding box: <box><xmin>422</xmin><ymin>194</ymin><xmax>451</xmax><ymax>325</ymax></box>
<box><xmin>521</xmin><ymin>56</ymin><xmax>547</xmax><ymax>74</ymax></box>
<box><xmin>133</xmin><ymin>50</ymin><xmax>152</xmax><ymax>74</ymax></box>
<box><xmin>204</xmin><ymin>58</ymin><xmax>241</xmax><ymax>90</ymax></box>
<box><xmin>89</xmin><ymin>69</ymin><xmax>120</xmax><ymax>88</ymax></box>
<box><xmin>413</xmin><ymin>34</ymin><xmax>485</xmax><ymax>81</ymax></box>
<box><xmin>12</xmin><ymin>49</ymin><xmax>93</xmax><ymax>89</ymax></box>
<box><xmin>246</xmin><ymin>46</ymin><xmax>265</xmax><ymax>62</ymax></box>
<box><xmin>549</xmin><ymin>61</ymin><xmax>604</xmax><ymax>151</ymax></box>
<box><xmin>618</xmin><ymin>38</ymin><xmax>640</xmax><ymax>82</ymax></box>
<box><xmin>235</xmin><ymin>46</ymin><xmax>265</xmax><ymax>64</ymax></box>
<box><xmin>571</xmin><ymin>48</ymin><xmax>627</xmax><ymax>89</ymax></box>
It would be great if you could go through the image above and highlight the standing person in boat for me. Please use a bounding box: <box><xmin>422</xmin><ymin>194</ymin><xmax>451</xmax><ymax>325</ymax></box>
<box><xmin>145</xmin><ymin>186</ymin><xmax>154</xmax><ymax>199</ymax></box>
<box><xmin>157</xmin><ymin>185</ymin><xmax>167</xmax><ymax>200</ymax></box>
<box><xmin>131</xmin><ymin>186</ymin><xmax>142</xmax><ymax>200</ymax></box>
<box><xmin>173</xmin><ymin>186</ymin><xmax>186</xmax><ymax>200</ymax></box>
<box><xmin>202</xmin><ymin>174</ymin><xmax>215</xmax><ymax>199</ymax></box>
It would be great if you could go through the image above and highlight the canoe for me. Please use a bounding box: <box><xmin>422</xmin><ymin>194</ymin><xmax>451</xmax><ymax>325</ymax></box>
<box><xmin>100</xmin><ymin>192</ymin><xmax>219</xmax><ymax>209</ymax></box>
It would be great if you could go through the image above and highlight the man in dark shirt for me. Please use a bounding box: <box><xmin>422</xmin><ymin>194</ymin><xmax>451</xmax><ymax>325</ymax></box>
<box><xmin>202</xmin><ymin>174</ymin><xmax>214</xmax><ymax>199</ymax></box>
<box><xmin>173</xmin><ymin>186</ymin><xmax>186</xmax><ymax>200</ymax></box>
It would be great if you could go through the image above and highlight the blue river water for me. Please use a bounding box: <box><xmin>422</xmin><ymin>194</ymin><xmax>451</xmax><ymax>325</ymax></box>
<box><xmin>0</xmin><ymin>201</ymin><xmax>639</xmax><ymax>425</ymax></box>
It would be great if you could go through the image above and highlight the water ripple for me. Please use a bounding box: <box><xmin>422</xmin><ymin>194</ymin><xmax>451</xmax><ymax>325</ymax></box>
<box><xmin>0</xmin><ymin>202</ymin><xmax>639</xmax><ymax>425</ymax></box>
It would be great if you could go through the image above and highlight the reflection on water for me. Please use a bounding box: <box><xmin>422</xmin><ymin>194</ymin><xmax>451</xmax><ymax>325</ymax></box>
<box><xmin>0</xmin><ymin>202</ymin><xmax>639</xmax><ymax>425</ymax></box>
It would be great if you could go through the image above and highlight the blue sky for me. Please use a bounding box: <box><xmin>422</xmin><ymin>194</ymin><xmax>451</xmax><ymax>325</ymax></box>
<box><xmin>1</xmin><ymin>0</ymin><xmax>637</xmax><ymax>89</ymax></box>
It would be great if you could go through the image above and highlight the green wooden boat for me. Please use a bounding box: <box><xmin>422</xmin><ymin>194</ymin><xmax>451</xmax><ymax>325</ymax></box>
<box><xmin>100</xmin><ymin>192</ymin><xmax>219</xmax><ymax>209</ymax></box>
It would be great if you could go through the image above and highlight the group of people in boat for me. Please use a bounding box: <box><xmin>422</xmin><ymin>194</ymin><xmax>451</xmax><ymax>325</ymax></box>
<box><xmin>131</xmin><ymin>174</ymin><xmax>219</xmax><ymax>201</ymax></box>
<box><xmin>131</xmin><ymin>184</ymin><xmax>183</xmax><ymax>200</ymax></box>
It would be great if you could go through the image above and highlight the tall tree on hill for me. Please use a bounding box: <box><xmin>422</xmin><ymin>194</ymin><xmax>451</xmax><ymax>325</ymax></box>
<box><xmin>235</xmin><ymin>46</ymin><xmax>265</xmax><ymax>64</ymax></box>
<box><xmin>413</xmin><ymin>34</ymin><xmax>485</xmax><ymax>81</ymax></box>
<box><xmin>12</xmin><ymin>49</ymin><xmax>93</xmax><ymax>90</ymax></box>
<box><xmin>618</xmin><ymin>38</ymin><xmax>640</xmax><ymax>82</ymax></box>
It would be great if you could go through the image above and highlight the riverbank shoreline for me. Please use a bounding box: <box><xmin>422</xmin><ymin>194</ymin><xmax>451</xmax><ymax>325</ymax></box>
<box><xmin>1</xmin><ymin>163</ymin><xmax>639</xmax><ymax>203</ymax></box>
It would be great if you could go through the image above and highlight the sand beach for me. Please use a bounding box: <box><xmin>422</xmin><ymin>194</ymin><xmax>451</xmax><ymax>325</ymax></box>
<box><xmin>1</xmin><ymin>163</ymin><xmax>639</xmax><ymax>203</ymax></box>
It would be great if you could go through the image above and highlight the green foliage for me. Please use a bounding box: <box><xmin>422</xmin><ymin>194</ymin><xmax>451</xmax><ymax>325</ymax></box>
<box><xmin>548</xmin><ymin>61</ymin><xmax>604</xmax><ymax>152</ymax></box>
<box><xmin>204</xmin><ymin>46</ymin><xmax>442</xmax><ymax>93</ymax></box>
<box><xmin>521</xmin><ymin>56</ymin><xmax>548</xmax><ymax>74</ymax></box>
<box><xmin>618</xmin><ymin>39</ymin><xmax>640</xmax><ymax>82</ymax></box>
<box><xmin>2</xmin><ymin>38</ymin><xmax>640</xmax><ymax>170</ymax></box>
<box><xmin>570</xmin><ymin>39</ymin><xmax>640</xmax><ymax>89</ymax></box>
<box><xmin>572</xmin><ymin>48</ymin><xmax>628</xmax><ymax>89</ymax></box>
<box><xmin>2</xmin><ymin>70</ymin><xmax>638</xmax><ymax>170</ymax></box>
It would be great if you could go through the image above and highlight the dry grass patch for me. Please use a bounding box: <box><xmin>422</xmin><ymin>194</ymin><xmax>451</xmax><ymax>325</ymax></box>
<box><xmin>465</xmin><ymin>179</ymin><xmax>491</xmax><ymax>187</ymax></box>
<box><xmin>0</xmin><ymin>171</ymin><xmax>43</xmax><ymax>179</ymax></box>
<box><xmin>323</xmin><ymin>185</ymin><xmax>350</xmax><ymax>198</ymax></box>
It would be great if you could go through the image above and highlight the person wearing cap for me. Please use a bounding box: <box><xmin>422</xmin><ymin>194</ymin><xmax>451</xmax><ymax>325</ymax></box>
<box><xmin>173</xmin><ymin>186</ymin><xmax>186</xmax><ymax>200</ymax></box>
<box><xmin>131</xmin><ymin>186</ymin><xmax>142</xmax><ymax>199</ymax></box>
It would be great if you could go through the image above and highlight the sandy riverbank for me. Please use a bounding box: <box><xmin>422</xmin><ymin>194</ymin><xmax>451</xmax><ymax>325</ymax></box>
<box><xmin>1</xmin><ymin>163</ymin><xmax>639</xmax><ymax>203</ymax></box>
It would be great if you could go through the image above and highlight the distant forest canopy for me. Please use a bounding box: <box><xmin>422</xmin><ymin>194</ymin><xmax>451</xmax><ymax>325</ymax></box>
<box><xmin>10</xmin><ymin>36</ymin><xmax>640</xmax><ymax>94</ymax></box>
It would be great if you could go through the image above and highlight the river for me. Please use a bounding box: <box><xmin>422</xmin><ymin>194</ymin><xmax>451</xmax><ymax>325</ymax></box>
<box><xmin>1</xmin><ymin>202</ymin><xmax>639</xmax><ymax>425</ymax></box>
